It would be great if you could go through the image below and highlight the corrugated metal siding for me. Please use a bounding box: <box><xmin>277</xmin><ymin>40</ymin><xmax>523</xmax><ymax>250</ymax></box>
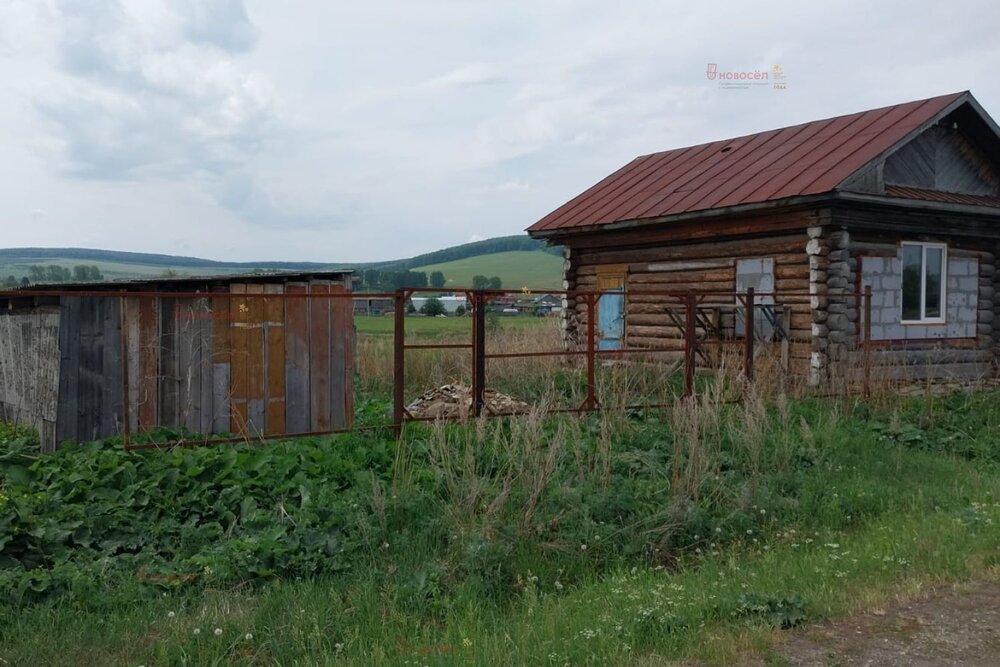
<box><xmin>529</xmin><ymin>92</ymin><xmax>965</xmax><ymax>233</ymax></box>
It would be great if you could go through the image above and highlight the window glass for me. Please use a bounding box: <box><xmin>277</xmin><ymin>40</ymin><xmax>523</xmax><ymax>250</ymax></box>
<box><xmin>924</xmin><ymin>247</ymin><xmax>943</xmax><ymax>319</ymax></box>
<box><xmin>901</xmin><ymin>244</ymin><xmax>923</xmax><ymax>321</ymax></box>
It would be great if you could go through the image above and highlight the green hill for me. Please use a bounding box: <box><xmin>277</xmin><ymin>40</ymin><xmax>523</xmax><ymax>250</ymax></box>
<box><xmin>414</xmin><ymin>250</ymin><xmax>564</xmax><ymax>291</ymax></box>
<box><xmin>0</xmin><ymin>236</ymin><xmax>562</xmax><ymax>284</ymax></box>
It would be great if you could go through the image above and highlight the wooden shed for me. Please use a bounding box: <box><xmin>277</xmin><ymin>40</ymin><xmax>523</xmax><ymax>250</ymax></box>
<box><xmin>0</xmin><ymin>271</ymin><xmax>354</xmax><ymax>452</ymax></box>
<box><xmin>528</xmin><ymin>91</ymin><xmax>1000</xmax><ymax>386</ymax></box>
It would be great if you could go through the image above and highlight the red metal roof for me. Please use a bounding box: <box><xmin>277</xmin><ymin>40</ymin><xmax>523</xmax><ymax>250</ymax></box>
<box><xmin>884</xmin><ymin>185</ymin><xmax>1000</xmax><ymax>208</ymax></box>
<box><xmin>528</xmin><ymin>92</ymin><xmax>968</xmax><ymax>234</ymax></box>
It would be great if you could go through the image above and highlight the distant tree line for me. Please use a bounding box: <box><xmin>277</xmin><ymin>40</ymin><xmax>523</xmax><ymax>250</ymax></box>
<box><xmin>472</xmin><ymin>275</ymin><xmax>503</xmax><ymax>290</ymax></box>
<box><xmin>358</xmin><ymin>269</ymin><xmax>432</xmax><ymax>292</ymax></box>
<box><xmin>17</xmin><ymin>264</ymin><xmax>105</xmax><ymax>285</ymax></box>
<box><xmin>357</xmin><ymin>268</ymin><xmax>503</xmax><ymax>292</ymax></box>
<box><xmin>3</xmin><ymin>276</ymin><xmax>30</xmax><ymax>288</ymax></box>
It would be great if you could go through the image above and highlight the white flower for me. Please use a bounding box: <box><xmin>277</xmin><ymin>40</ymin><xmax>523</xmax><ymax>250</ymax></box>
<box><xmin>245</xmin><ymin>633</ymin><xmax>253</xmax><ymax>641</ymax></box>
<box><xmin>554</xmin><ymin>580</ymin><xmax>564</xmax><ymax>591</ymax></box>
<box><xmin>193</xmin><ymin>628</ymin><xmax>200</xmax><ymax>636</ymax></box>
<box><xmin>167</xmin><ymin>611</ymin><xmax>175</xmax><ymax>618</ymax></box>
<box><xmin>580</xmin><ymin>544</ymin><xmax>587</xmax><ymax>551</ymax></box>
<box><xmin>214</xmin><ymin>628</ymin><xmax>222</xmax><ymax>636</ymax></box>
<box><xmin>334</xmin><ymin>643</ymin><xmax>344</xmax><ymax>652</ymax></box>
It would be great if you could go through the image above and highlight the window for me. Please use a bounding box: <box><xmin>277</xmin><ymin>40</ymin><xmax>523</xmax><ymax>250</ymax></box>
<box><xmin>901</xmin><ymin>242</ymin><xmax>946</xmax><ymax>323</ymax></box>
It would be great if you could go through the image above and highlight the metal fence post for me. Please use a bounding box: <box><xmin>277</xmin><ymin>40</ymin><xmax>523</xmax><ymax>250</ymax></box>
<box><xmin>393</xmin><ymin>289</ymin><xmax>406</xmax><ymax>438</ymax></box>
<box><xmin>863</xmin><ymin>284</ymin><xmax>872</xmax><ymax>397</ymax></box>
<box><xmin>472</xmin><ymin>290</ymin><xmax>487</xmax><ymax>417</ymax></box>
<box><xmin>683</xmin><ymin>292</ymin><xmax>697</xmax><ymax>398</ymax></box>
<box><xmin>744</xmin><ymin>287</ymin><xmax>755</xmax><ymax>382</ymax></box>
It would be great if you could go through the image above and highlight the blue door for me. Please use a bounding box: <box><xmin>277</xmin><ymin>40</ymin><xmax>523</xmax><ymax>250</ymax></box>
<box><xmin>598</xmin><ymin>289</ymin><xmax>624</xmax><ymax>350</ymax></box>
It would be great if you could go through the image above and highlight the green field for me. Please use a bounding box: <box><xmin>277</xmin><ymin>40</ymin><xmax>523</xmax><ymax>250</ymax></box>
<box><xmin>414</xmin><ymin>250</ymin><xmax>563</xmax><ymax>290</ymax></box>
<box><xmin>355</xmin><ymin>313</ymin><xmax>549</xmax><ymax>338</ymax></box>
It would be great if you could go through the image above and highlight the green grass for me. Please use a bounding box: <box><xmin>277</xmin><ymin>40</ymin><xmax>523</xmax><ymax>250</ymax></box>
<box><xmin>413</xmin><ymin>250</ymin><xmax>564</xmax><ymax>291</ymax></box>
<box><xmin>355</xmin><ymin>313</ymin><xmax>551</xmax><ymax>338</ymax></box>
<box><xmin>2</xmin><ymin>391</ymin><xmax>1000</xmax><ymax>665</ymax></box>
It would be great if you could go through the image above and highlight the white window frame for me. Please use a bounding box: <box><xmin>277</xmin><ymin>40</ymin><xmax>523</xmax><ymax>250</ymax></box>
<box><xmin>900</xmin><ymin>242</ymin><xmax>947</xmax><ymax>325</ymax></box>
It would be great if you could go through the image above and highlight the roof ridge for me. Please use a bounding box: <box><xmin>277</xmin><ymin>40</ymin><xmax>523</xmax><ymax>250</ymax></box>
<box><xmin>633</xmin><ymin>92</ymin><xmax>967</xmax><ymax>161</ymax></box>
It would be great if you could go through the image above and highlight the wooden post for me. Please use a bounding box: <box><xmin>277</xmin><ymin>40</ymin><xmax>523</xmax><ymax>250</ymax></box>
<box><xmin>392</xmin><ymin>290</ymin><xmax>406</xmax><ymax>438</ymax></box>
<box><xmin>744</xmin><ymin>287</ymin><xmax>755</xmax><ymax>382</ymax></box>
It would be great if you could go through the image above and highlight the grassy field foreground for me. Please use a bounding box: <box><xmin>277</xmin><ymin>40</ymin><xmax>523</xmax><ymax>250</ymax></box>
<box><xmin>1</xmin><ymin>391</ymin><xmax>1000</xmax><ymax>665</ymax></box>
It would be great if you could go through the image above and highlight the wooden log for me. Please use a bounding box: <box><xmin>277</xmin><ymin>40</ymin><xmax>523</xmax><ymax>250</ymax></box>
<box><xmin>627</xmin><ymin>269</ymin><xmax>735</xmax><ymax>284</ymax></box>
<box><xmin>775</xmin><ymin>265</ymin><xmax>810</xmax><ymax>280</ymax></box>
<box><xmin>576</xmin><ymin>235</ymin><xmax>807</xmax><ymax>265</ymax></box>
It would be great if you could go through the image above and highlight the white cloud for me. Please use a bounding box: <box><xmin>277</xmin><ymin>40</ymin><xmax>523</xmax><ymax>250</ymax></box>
<box><xmin>0</xmin><ymin>0</ymin><xmax>998</xmax><ymax>262</ymax></box>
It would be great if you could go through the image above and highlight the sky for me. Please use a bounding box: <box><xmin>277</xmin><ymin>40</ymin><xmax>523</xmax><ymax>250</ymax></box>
<box><xmin>1</xmin><ymin>0</ymin><xmax>998</xmax><ymax>263</ymax></box>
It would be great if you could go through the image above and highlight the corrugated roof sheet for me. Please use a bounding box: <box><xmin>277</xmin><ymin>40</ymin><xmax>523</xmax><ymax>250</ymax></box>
<box><xmin>529</xmin><ymin>92</ymin><xmax>967</xmax><ymax>233</ymax></box>
<box><xmin>884</xmin><ymin>185</ymin><xmax>1000</xmax><ymax>208</ymax></box>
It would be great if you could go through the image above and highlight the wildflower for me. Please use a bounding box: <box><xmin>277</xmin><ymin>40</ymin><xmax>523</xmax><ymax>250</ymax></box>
<box><xmin>167</xmin><ymin>611</ymin><xmax>175</xmax><ymax>618</ymax></box>
<box><xmin>581</xmin><ymin>544</ymin><xmax>587</xmax><ymax>551</ymax></box>
<box><xmin>462</xmin><ymin>638</ymin><xmax>472</xmax><ymax>647</ymax></box>
<box><xmin>245</xmin><ymin>633</ymin><xmax>253</xmax><ymax>641</ymax></box>
<box><xmin>334</xmin><ymin>643</ymin><xmax>344</xmax><ymax>652</ymax></box>
<box><xmin>193</xmin><ymin>628</ymin><xmax>201</xmax><ymax>636</ymax></box>
<box><xmin>214</xmin><ymin>628</ymin><xmax>222</xmax><ymax>637</ymax></box>
<box><xmin>554</xmin><ymin>580</ymin><xmax>564</xmax><ymax>591</ymax></box>
<box><xmin>381</xmin><ymin>542</ymin><xmax>389</xmax><ymax>549</ymax></box>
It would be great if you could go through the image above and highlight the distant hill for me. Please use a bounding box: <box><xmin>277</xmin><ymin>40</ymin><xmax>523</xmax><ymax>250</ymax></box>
<box><xmin>414</xmin><ymin>251</ymin><xmax>563</xmax><ymax>290</ymax></box>
<box><xmin>0</xmin><ymin>235</ymin><xmax>563</xmax><ymax>287</ymax></box>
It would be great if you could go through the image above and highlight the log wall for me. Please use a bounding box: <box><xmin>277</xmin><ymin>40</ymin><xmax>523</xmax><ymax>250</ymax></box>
<box><xmin>562</xmin><ymin>233</ymin><xmax>814</xmax><ymax>375</ymax></box>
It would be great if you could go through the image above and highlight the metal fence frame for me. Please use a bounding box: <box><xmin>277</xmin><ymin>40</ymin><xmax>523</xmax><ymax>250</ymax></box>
<box><xmin>1</xmin><ymin>286</ymin><xmax>877</xmax><ymax>449</ymax></box>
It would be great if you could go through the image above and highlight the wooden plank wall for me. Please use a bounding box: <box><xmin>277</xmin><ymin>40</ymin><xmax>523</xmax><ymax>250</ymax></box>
<box><xmin>0</xmin><ymin>307</ymin><xmax>61</xmax><ymax>452</ymax></box>
<box><xmin>122</xmin><ymin>278</ymin><xmax>353</xmax><ymax>441</ymax></box>
<box><xmin>569</xmin><ymin>234</ymin><xmax>813</xmax><ymax>374</ymax></box>
<box><xmin>39</xmin><ymin>277</ymin><xmax>354</xmax><ymax>448</ymax></box>
<box><xmin>55</xmin><ymin>296</ymin><xmax>123</xmax><ymax>446</ymax></box>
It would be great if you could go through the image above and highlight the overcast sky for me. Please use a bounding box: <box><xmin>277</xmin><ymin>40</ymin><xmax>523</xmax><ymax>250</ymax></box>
<box><xmin>1</xmin><ymin>1</ymin><xmax>998</xmax><ymax>263</ymax></box>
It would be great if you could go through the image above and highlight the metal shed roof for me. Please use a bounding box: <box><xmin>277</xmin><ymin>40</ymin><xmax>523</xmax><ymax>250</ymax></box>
<box><xmin>15</xmin><ymin>269</ymin><xmax>353</xmax><ymax>293</ymax></box>
<box><xmin>528</xmin><ymin>92</ymin><xmax>971</xmax><ymax>234</ymax></box>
